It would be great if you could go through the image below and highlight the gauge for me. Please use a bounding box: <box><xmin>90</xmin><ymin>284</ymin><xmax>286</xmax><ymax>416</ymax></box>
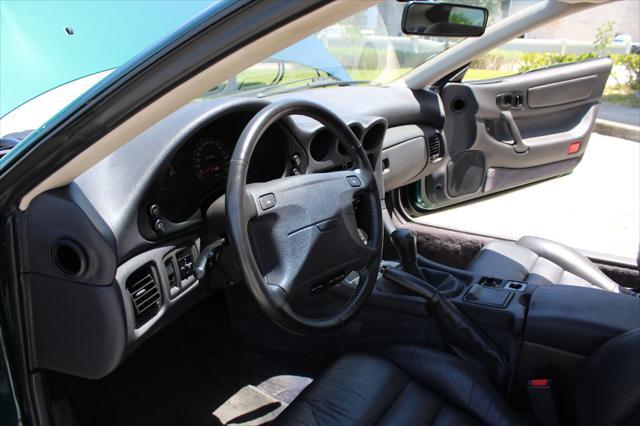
<box><xmin>157</xmin><ymin>163</ymin><xmax>185</xmax><ymax>220</ymax></box>
<box><xmin>161</xmin><ymin>163</ymin><xmax>181</xmax><ymax>195</ymax></box>
<box><xmin>191</xmin><ymin>136</ymin><xmax>231</xmax><ymax>181</ymax></box>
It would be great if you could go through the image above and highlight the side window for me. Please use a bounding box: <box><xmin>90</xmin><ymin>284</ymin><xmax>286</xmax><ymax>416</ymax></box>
<box><xmin>464</xmin><ymin>46</ymin><xmax>521</xmax><ymax>81</ymax></box>
<box><xmin>463</xmin><ymin>0</ymin><xmax>639</xmax><ymax>105</ymax></box>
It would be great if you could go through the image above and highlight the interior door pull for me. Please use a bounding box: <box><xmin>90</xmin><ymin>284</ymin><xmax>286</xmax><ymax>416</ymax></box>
<box><xmin>500</xmin><ymin>111</ymin><xmax>529</xmax><ymax>154</ymax></box>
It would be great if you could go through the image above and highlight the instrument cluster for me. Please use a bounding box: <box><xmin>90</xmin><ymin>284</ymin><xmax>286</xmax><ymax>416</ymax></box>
<box><xmin>146</xmin><ymin>111</ymin><xmax>296</xmax><ymax>226</ymax></box>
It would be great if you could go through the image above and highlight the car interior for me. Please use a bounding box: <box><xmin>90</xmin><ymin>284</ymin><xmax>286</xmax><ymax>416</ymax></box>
<box><xmin>3</xmin><ymin>1</ymin><xmax>639</xmax><ymax>426</ymax></box>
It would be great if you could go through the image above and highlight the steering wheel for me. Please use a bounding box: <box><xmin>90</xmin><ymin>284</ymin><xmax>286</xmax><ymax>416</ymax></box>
<box><xmin>226</xmin><ymin>99</ymin><xmax>383</xmax><ymax>334</ymax></box>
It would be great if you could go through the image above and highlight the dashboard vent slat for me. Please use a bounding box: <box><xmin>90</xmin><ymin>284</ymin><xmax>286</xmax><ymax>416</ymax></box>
<box><xmin>126</xmin><ymin>265</ymin><xmax>161</xmax><ymax>328</ymax></box>
<box><xmin>427</xmin><ymin>133</ymin><xmax>443</xmax><ymax>162</ymax></box>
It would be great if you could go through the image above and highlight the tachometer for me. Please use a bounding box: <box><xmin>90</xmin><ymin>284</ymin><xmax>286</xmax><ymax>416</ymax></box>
<box><xmin>191</xmin><ymin>136</ymin><xmax>231</xmax><ymax>181</ymax></box>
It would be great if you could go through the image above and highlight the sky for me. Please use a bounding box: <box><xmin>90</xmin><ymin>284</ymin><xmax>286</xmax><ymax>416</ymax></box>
<box><xmin>0</xmin><ymin>1</ymin><xmax>214</xmax><ymax>117</ymax></box>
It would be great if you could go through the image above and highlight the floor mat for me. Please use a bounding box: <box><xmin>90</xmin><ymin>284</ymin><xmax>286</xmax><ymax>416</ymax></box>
<box><xmin>212</xmin><ymin>375</ymin><xmax>312</xmax><ymax>425</ymax></box>
<box><xmin>213</xmin><ymin>385</ymin><xmax>284</xmax><ymax>425</ymax></box>
<box><xmin>48</xmin><ymin>295</ymin><xmax>322</xmax><ymax>426</ymax></box>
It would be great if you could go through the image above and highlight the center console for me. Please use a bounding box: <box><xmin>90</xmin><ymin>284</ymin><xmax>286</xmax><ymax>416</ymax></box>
<box><xmin>371</xmin><ymin>261</ymin><xmax>531</xmax><ymax>333</ymax></box>
<box><xmin>516</xmin><ymin>284</ymin><xmax>640</xmax><ymax>420</ymax></box>
<box><xmin>358</xmin><ymin>229</ymin><xmax>640</xmax><ymax>422</ymax></box>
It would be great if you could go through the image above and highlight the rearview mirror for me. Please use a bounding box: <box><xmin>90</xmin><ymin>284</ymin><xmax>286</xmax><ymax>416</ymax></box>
<box><xmin>402</xmin><ymin>1</ymin><xmax>488</xmax><ymax>37</ymax></box>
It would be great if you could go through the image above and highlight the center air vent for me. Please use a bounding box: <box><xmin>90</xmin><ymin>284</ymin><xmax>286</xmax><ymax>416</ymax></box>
<box><xmin>427</xmin><ymin>133</ymin><xmax>443</xmax><ymax>162</ymax></box>
<box><xmin>126</xmin><ymin>265</ymin><xmax>161</xmax><ymax>328</ymax></box>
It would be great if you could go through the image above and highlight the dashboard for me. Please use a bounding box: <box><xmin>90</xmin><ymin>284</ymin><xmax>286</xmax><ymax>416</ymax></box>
<box><xmin>21</xmin><ymin>85</ymin><xmax>446</xmax><ymax>378</ymax></box>
<box><xmin>136</xmin><ymin>103</ymin><xmax>398</xmax><ymax>243</ymax></box>
<box><xmin>147</xmin><ymin>111</ymin><xmax>295</xmax><ymax>223</ymax></box>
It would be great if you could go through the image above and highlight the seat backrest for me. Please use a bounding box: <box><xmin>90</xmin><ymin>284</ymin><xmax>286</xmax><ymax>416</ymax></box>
<box><xmin>576</xmin><ymin>328</ymin><xmax>640</xmax><ymax>426</ymax></box>
<box><xmin>518</xmin><ymin>236</ymin><xmax>620</xmax><ymax>292</ymax></box>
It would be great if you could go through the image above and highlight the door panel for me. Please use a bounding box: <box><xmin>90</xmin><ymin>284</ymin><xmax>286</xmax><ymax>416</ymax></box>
<box><xmin>415</xmin><ymin>58</ymin><xmax>612</xmax><ymax>210</ymax></box>
<box><xmin>527</xmin><ymin>75</ymin><xmax>599</xmax><ymax>108</ymax></box>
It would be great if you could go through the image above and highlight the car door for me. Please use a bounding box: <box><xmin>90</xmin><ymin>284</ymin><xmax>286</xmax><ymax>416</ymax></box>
<box><xmin>0</xmin><ymin>328</ymin><xmax>20</xmax><ymax>425</ymax></box>
<box><xmin>412</xmin><ymin>57</ymin><xmax>612</xmax><ymax>210</ymax></box>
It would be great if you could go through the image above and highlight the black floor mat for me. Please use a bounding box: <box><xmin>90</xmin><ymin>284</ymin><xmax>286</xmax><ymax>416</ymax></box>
<box><xmin>47</xmin><ymin>294</ymin><xmax>326</xmax><ymax>426</ymax></box>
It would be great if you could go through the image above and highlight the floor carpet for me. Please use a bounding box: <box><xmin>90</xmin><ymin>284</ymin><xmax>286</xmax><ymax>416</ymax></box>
<box><xmin>47</xmin><ymin>295</ymin><xmax>324</xmax><ymax>426</ymax></box>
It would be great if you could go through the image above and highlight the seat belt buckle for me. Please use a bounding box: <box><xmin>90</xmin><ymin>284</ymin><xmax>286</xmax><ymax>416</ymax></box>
<box><xmin>527</xmin><ymin>378</ymin><xmax>559</xmax><ymax>426</ymax></box>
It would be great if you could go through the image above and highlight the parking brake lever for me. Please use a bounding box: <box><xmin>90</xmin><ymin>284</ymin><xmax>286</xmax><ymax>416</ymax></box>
<box><xmin>384</xmin><ymin>264</ymin><xmax>438</xmax><ymax>301</ymax></box>
<box><xmin>383</xmin><ymin>267</ymin><xmax>510</xmax><ymax>388</ymax></box>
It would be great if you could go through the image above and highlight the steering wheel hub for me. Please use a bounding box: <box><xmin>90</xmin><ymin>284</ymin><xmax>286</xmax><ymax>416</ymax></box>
<box><xmin>226</xmin><ymin>99</ymin><xmax>383</xmax><ymax>334</ymax></box>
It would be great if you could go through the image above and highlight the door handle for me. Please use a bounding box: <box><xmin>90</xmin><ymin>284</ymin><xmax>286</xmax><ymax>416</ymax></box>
<box><xmin>500</xmin><ymin>111</ymin><xmax>529</xmax><ymax>154</ymax></box>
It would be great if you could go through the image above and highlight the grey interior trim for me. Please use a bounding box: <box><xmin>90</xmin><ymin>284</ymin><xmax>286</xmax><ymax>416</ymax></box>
<box><xmin>382</xmin><ymin>124</ymin><xmax>428</xmax><ymax>149</ymax></box>
<box><xmin>114</xmin><ymin>237</ymin><xmax>203</xmax><ymax>344</ymax></box>
<box><xmin>28</xmin><ymin>275</ymin><xmax>126</xmax><ymax>378</ymax></box>
<box><xmin>474</xmin><ymin>104</ymin><xmax>598</xmax><ymax>163</ymax></box>
<box><xmin>483</xmin><ymin>158</ymin><xmax>579</xmax><ymax>193</ymax></box>
<box><xmin>464</xmin><ymin>58</ymin><xmax>611</xmax><ymax>121</ymax></box>
<box><xmin>28</xmin><ymin>234</ymin><xmax>209</xmax><ymax>379</ymax></box>
<box><xmin>381</xmin><ymin>124</ymin><xmax>444</xmax><ymax>192</ymax></box>
<box><xmin>21</xmin><ymin>185</ymin><xmax>117</xmax><ymax>286</ymax></box>
<box><xmin>528</xmin><ymin>75</ymin><xmax>598</xmax><ymax>108</ymax></box>
<box><xmin>382</xmin><ymin>137</ymin><xmax>428</xmax><ymax>191</ymax></box>
<box><xmin>467</xmin><ymin>236</ymin><xmax>622</xmax><ymax>292</ymax></box>
<box><xmin>421</xmin><ymin>58</ymin><xmax>611</xmax><ymax>211</ymax></box>
<box><xmin>273</xmin><ymin>86</ymin><xmax>444</xmax><ymax>129</ymax></box>
<box><xmin>72</xmin><ymin>95</ymin><xmax>395</xmax><ymax>261</ymax></box>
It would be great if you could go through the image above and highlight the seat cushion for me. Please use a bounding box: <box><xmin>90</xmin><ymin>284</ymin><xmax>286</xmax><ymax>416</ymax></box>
<box><xmin>274</xmin><ymin>345</ymin><xmax>523</xmax><ymax>426</ymax></box>
<box><xmin>467</xmin><ymin>236</ymin><xmax>620</xmax><ymax>292</ymax></box>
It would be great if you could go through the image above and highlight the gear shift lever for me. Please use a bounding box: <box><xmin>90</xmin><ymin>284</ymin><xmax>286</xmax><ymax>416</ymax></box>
<box><xmin>390</xmin><ymin>229</ymin><xmax>425</xmax><ymax>280</ymax></box>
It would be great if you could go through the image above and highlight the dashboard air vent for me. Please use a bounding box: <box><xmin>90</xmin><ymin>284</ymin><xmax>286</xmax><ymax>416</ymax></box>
<box><xmin>427</xmin><ymin>133</ymin><xmax>443</xmax><ymax>162</ymax></box>
<box><xmin>126</xmin><ymin>265</ymin><xmax>161</xmax><ymax>327</ymax></box>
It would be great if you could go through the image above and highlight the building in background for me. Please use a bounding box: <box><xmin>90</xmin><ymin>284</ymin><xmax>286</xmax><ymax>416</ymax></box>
<box><xmin>510</xmin><ymin>0</ymin><xmax>639</xmax><ymax>42</ymax></box>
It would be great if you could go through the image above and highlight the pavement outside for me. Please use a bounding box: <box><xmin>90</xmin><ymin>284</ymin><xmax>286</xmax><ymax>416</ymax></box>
<box><xmin>416</xmin><ymin>133</ymin><xmax>640</xmax><ymax>261</ymax></box>
<box><xmin>599</xmin><ymin>103</ymin><xmax>640</xmax><ymax>127</ymax></box>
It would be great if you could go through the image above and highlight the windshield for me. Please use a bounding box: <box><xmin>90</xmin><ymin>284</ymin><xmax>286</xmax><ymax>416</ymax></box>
<box><xmin>201</xmin><ymin>1</ymin><xmax>476</xmax><ymax>99</ymax></box>
<box><xmin>1</xmin><ymin>0</ymin><xmax>502</xmax><ymax>137</ymax></box>
<box><xmin>0</xmin><ymin>1</ymin><xmax>215</xmax><ymax>118</ymax></box>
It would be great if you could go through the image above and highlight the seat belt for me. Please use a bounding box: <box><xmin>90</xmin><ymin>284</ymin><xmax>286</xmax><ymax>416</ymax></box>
<box><xmin>527</xmin><ymin>378</ymin><xmax>559</xmax><ymax>426</ymax></box>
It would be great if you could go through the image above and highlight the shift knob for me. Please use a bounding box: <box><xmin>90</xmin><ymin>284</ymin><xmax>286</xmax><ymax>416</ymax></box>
<box><xmin>390</xmin><ymin>229</ymin><xmax>417</xmax><ymax>264</ymax></box>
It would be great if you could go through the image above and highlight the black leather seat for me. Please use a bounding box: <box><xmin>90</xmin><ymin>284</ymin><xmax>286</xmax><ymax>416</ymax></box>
<box><xmin>467</xmin><ymin>236</ymin><xmax>621</xmax><ymax>292</ymax></box>
<box><xmin>276</xmin><ymin>345</ymin><xmax>523</xmax><ymax>425</ymax></box>
<box><xmin>276</xmin><ymin>329</ymin><xmax>640</xmax><ymax>426</ymax></box>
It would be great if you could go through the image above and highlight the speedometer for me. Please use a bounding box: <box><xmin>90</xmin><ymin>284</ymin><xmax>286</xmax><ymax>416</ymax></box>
<box><xmin>191</xmin><ymin>136</ymin><xmax>231</xmax><ymax>181</ymax></box>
